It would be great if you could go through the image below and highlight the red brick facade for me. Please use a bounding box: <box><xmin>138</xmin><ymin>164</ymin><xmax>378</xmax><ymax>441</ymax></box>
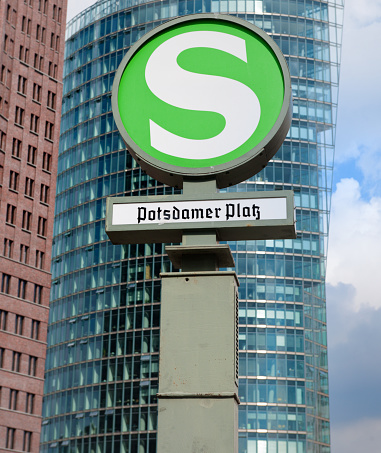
<box><xmin>0</xmin><ymin>1</ymin><xmax>67</xmax><ymax>451</ymax></box>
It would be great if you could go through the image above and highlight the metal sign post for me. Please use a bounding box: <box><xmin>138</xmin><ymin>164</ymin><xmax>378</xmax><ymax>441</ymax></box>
<box><xmin>106</xmin><ymin>179</ymin><xmax>294</xmax><ymax>452</ymax></box>
<box><xmin>106</xmin><ymin>13</ymin><xmax>295</xmax><ymax>453</ymax></box>
<box><xmin>157</xmin><ymin>178</ymin><xmax>240</xmax><ymax>453</ymax></box>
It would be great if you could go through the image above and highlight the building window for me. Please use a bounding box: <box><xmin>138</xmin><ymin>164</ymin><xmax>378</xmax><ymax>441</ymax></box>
<box><xmin>27</xmin><ymin>145</ymin><xmax>37</xmax><ymax>165</ymax></box>
<box><xmin>30</xmin><ymin>113</ymin><xmax>39</xmax><ymax>133</ymax></box>
<box><xmin>0</xmin><ymin>131</ymin><xmax>7</xmax><ymax>151</ymax></box>
<box><xmin>35</xmin><ymin>250</ymin><xmax>45</xmax><ymax>269</ymax></box>
<box><xmin>18</xmin><ymin>279</ymin><xmax>27</xmax><ymax>299</ymax></box>
<box><xmin>1</xmin><ymin>273</ymin><xmax>11</xmax><ymax>294</ymax></box>
<box><xmin>21</xmin><ymin>15</ymin><xmax>26</xmax><ymax>32</ymax></box>
<box><xmin>50</xmin><ymin>32</ymin><xmax>54</xmax><ymax>49</ymax></box>
<box><xmin>3</xmin><ymin>66</ymin><xmax>9</xmax><ymax>86</ymax></box>
<box><xmin>15</xmin><ymin>106</ymin><xmax>25</xmax><ymax>126</ymax></box>
<box><xmin>6</xmin><ymin>68</ymin><xmax>11</xmax><ymax>87</ymax></box>
<box><xmin>28</xmin><ymin>356</ymin><xmax>37</xmax><ymax>376</ymax></box>
<box><xmin>19</xmin><ymin>46</ymin><xmax>29</xmax><ymax>62</ymax></box>
<box><xmin>26</xmin><ymin>393</ymin><xmax>35</xmax><ymax>413</ymax></box>
<box><xmin>58</xmin><ymin>7</ymin><xmax>62</xmax><ymax>22</ymax></box>
<box><xmin>6</xmin><ymin>204</ymin><xmax>16</xmax><ymax>225</ymax></box>
<box><xmin>3</xmin><ymin>238</ymin><xmax>14</xmax><ymax>258</ymax></box>
<box><xmin>36</xmin><ymin>24</ymin><xmax>41</xmax><ymax>40</ymax></box>
<box><xmin>0</xmin><ymin>97</ymin><xmax>8</xmax><ymax>117</ymax></box>
<box><xmin>22</xmin><ymin>210</ymin><xmax>32</xmax><ymax>231</ymax></box>
<box><xmin>31</xmin><ymin>320</ymin><xmax>40</xmax><ymax>340</ymax></box>
<box><xmin>52</xmin><ymin>4</ymin><xmax>56</xmax><ymax>19</ymax></box>
<box><xmin>27</xmin><ymin>19</ymin><xmax>31</xmax><ymax>35</ymax></box>
<box><xmin>15</xmin><ymin>314</ymin><xmax>24</xmax><ymax>335</ymax></box>
<box><xmin>45</xmin><ymin>121</ymin><xmax>54</xmax><ymax>140</ymax></box>
<box><xmin>0</xmin><ymin>309</ymin><xmax>7</xmax><ymax>330</ymax></box>
<box><xmin>33</xmin><ymin>284</ymin><xmax>43</xmax><ymax>304</ymax></box>
<box><xmin>9</xmin><ymin>170</ymin><xmax>19</xmax><ymax>191</ymax></box>
<box><xmin>0</xmin><ymin>97</ymin><xmax>7</xmax><ymax>117</ymax></box>
<box><xmin>6</xmin><ymin>428</ymin><xmax>15</xmax><ymax>449</ymax></box>
<box><xmin>47</xmin><ymin>90</ymin><xmax>56</xmax><ymax>109</ymax></box>
<box><xmin>0</xmin><ymin>130</ymin><xmax>6</xmax><ymax>150</ymax></box>
<box><xmin>42</xmin><ymin>152</ymin><xmax>51</xmax><ymax>171</ymax></box>
<box><xmin>12</xmin><ymin>138</ymin><xmax>22</xmax><ymax>158</ymax></box>
<box><xmin>4</xmin><ymin>34</ymin><xmax>9</xmax><ymax>52</ymax></box>
<box><xmin>37</xmin><ymin>216</ymin><xmax>47</xmax><ymax>236</ymax></box>
<box><xmin>48</xmin><ymin>62</ymin><xmax>57</xmax><ymax>78</ymax></box>
<box><xmin>0</xmin><ymin>68</ymin><xmax>4</xmax><ymax>86</ymax></box>
<box><xmin>9</xmin><ymin>389</ymin><xmax>18</xmax><ymax>410</ymax></box>
<box><xmin>18</xmin><ymin>75</ymin><xmax>27</xmax><ymax>95</ymax></box>
<box><xmin>20</xmin><ymin>244</ymin><xmax>29</xmax><ymax>264</ymax></box>
<box><xmin>0</xmin><ymin>348</ymin><xmax>4</xmax><ymax>367</ymax></box>
<box><xmin>23</xmin><ymin>431</ymin><xmax>32</xmax><ymax>452</ymax></box>
<box><xmin>25</xmin><ymin>177</ymin><xmax>34</xmax><ymax>197</ymax></box>
<box><xmin>12</xmin><ymin>351</ymin><xmax>21</xmax><ymax>372</ymax></box>
<box><xmin>40</xmin><ymin>184</ymin><xmax>49</xmax><ymax>203</ymax></box>
<box><xmin>1</xmin><ymin>65</ymin><xmax>6</xmax><ymax>84</ymax></box>
<box><xmin>32</xmin><ymin>83</ymin><xmax>41</xmax><ymax>102</ymax></box>
<box><xmin>56</xmin><ymin>36</ymin><xmax>60</xmax><ymax>51</ymax></box>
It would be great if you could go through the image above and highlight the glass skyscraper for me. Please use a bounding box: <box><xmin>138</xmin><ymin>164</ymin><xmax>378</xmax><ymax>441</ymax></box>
<box><xmin>41</xmin><ymin>0</ymin><xmax>343</xmax><ymax>452</ymax></box>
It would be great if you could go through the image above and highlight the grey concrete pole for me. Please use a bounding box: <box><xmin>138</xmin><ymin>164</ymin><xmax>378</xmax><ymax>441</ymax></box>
<box><xmin>157</xmin><ymin>178</ymin><xmax>239</xmax><ymax>453</ymax></box>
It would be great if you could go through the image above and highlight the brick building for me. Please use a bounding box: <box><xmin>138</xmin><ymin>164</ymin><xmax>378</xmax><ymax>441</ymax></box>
<box><xmin>0</xmin><ymin>1</ymin><xmax>67</xmax><ymax>451</ymax></box>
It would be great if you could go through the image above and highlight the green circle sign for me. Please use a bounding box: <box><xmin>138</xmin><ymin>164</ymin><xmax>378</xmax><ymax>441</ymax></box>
<box><xmin>112</xmin><ymin>14</ymin><xmax>292</xmax><ymax>188</ymax></box>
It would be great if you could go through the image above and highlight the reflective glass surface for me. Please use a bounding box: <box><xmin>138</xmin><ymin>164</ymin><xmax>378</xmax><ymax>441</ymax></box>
<box><xmin>42</xmin><ymin>1</ymin><xmax>343</xmax><ymax>452</ymax></box>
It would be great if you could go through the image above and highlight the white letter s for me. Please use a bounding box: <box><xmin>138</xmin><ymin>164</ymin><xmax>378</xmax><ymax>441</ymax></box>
<box><xmin>145</xmin><ymin>31</ymin><xmax>261</xmax><ymax>160</ymax></box>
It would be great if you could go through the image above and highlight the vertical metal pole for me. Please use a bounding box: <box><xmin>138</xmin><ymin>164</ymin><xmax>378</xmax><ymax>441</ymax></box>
<box><xmin>182</xmin><ymin>177</ymin><xmax>217</xmax><ymax>246</ymax></box>
<box><xmin>157</xmin><ymin>178</ymin><xmax>239</xmax><ymax>453</ymax></box>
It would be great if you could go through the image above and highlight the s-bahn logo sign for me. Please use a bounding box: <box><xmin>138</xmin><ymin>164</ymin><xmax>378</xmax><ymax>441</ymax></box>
<box><xmin>112</xmin><ymin>14</ymin><xmax>292</xmax><ymax>188</ymax></box>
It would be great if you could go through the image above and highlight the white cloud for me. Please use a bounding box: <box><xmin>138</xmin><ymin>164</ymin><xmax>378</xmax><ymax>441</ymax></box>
<box><xmin>326</xmin><ymin>282</ymin><xmax>357</xmax><ymax>346</ymax></box>
<box><xmin>327</xmin><ymin>281</ymin><xmax>381</xmax><ymax>451</ymax></box>
<box><xmin>334</xmin><ymin>0</ymin><xmax>381</xmax><ymax>165</ymax></box>
<box><xmin>331</xmin><ymin>418</ymin><xmax>381</xmax><ymax>453</ymax></box>
<box><xmin>326</xmin><ymin>178</ymin><xmax>381</xmax><ymax>309</ymax></box>
<box><xmin>355</xmin><ymin>145</ymin><xmax>381</xmax><ymax>196</ymax></box>
<box><xmin>344</xmin><ymin>0</ymin><xmax>381</xmax><ymax>27</ymax></box>
<box><xmin>67</xmin><ymin>0</ymin><xmax>98</xmax><ymax>22</ymax></box>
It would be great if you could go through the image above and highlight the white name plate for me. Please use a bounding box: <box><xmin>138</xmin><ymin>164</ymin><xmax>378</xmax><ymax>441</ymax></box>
<box><xmin>106</xmin><ymin>191</ymin><xmax>295</xmax><ymax>244</ymax></box>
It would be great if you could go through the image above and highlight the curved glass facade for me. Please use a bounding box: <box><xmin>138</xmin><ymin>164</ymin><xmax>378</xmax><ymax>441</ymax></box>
<box><xmin>41</xmin><ymin>1</ymin><xmax>343</xmax><ymax>452</ymax></box>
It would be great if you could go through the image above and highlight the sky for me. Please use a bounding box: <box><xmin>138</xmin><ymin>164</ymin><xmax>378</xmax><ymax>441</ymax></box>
<box><xmin>66</xmin><ymin>1</ymin><xmax>381</xmax><ymax>451</ymax></box>
<box><xmin>325</xmin><ymin>0</ymin><xmax>381</xmax><ymax>451</ymax></box>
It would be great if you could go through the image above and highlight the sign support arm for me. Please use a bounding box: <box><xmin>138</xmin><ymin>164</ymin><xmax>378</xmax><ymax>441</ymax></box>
<box><xmin>166</xmin><ymin>177</ymin><xmax>236</xmax><ymax>271</ymax></box>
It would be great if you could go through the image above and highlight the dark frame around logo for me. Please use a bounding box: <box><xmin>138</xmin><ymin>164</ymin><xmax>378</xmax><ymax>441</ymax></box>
<box><xmin>112</xmin><ymin>13</ymin><xmax>292</xmax><ymax>189</ymax></box>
